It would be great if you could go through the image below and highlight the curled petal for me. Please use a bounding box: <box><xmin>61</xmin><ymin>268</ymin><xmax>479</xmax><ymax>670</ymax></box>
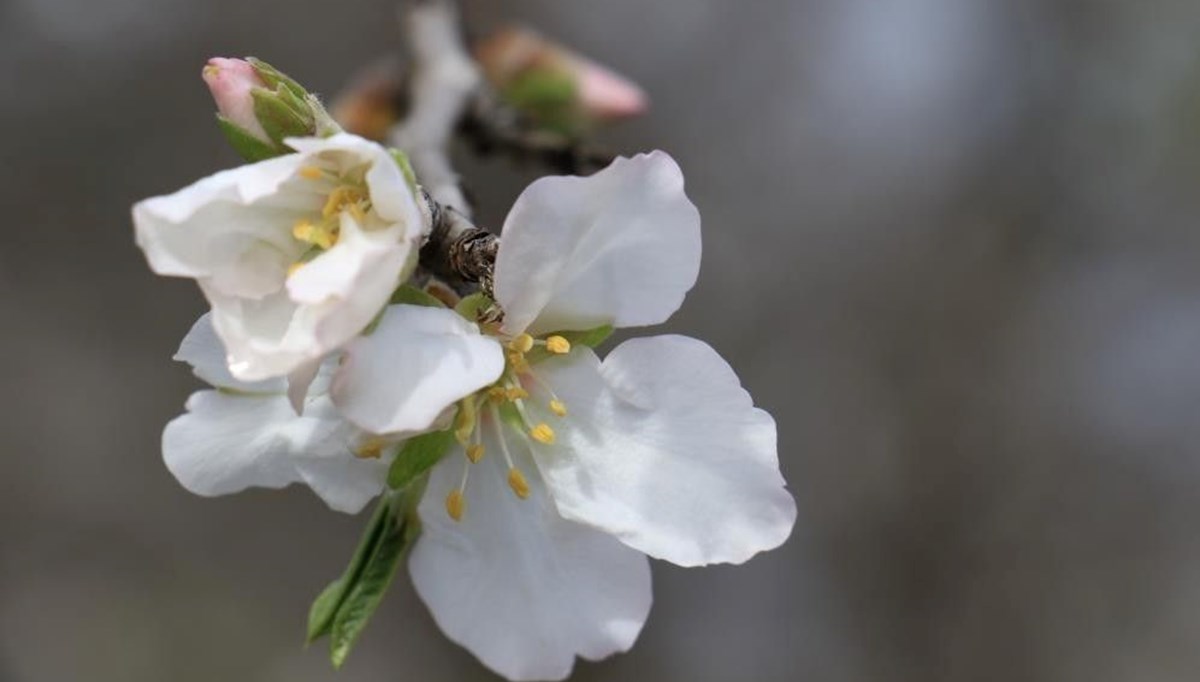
<box><xmin>332</xmin><ymin>305</ymin><xmax>505</xmax><ymax>434</ymax></box>
<box><xmin>493</xmin><ymin>151</ymin><xmax>701</xmax><ymax>336</ymax></box>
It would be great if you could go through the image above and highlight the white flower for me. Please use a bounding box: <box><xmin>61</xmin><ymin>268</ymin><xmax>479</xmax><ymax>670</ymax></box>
<box><xmin>133</xmin><ymin>133</ymin><xmax>426</xmax><ymax>386</ymax></box>
<box><xmin>162</xmin><ymin>313</ymin><xmax>394</xmax><ymax>514</ymax></box>
<box><xmin>332</xmin><ymin>152</ymin><xmax>797</xmax><ymax>680</ymax></box>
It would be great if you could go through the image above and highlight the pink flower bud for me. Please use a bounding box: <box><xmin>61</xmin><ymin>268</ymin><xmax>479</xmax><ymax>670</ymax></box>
<box><xmin>475</xmin><ymin>27</ymin><xmax>648</xmax><ymax>124</ymax></box>
<box><xmin>202</xmin><ymin>57</ymin><xmax>271</xmax><ymax>143</ymax></box>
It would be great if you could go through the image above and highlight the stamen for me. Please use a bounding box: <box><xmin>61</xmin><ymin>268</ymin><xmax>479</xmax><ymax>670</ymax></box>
<box><xmin>454</xmin><ymin>397</ymin><xmax>478</xmax><ymax>445</ymax></box>
<box><xmin>507</xmin><ymin>468</ymin><xmax>531</xmax><ymax>499</ymax></box>
<box><xmin>445</xmin><ymin>489</ymin><xmax>465</xmax><ymax>521</ymax></box>
<box><xmin>355</xmin><ymin>438</ymin><xmax>387</xmax><ymax>459</ymax></box>
<box><xmin>505</xmin><ymin>386</ymin><xmax>529</xmax><ymax>401</ymax></box>
<box><xmin>487</xmin><ymin>386</ymin><xmax>509</xmax><ymax>403</ymax></box>
<box><xmin>466</xmin><ymin>443</ymin><xmax>485</xmax><ymax>463</ymax></box>
<box><xmin>298</xmin><ymin>165</ymin><xmax>324</xmax><ymax>180</ymax></box>
<box><xmin>292</xmin><ymin>220</ymin><xmax>316</xmax><ymax>241</ymax></box>
<box><xmin>549</xmin><ymin>399</ymin><xmax>568</xmax><ymax>417</ymax></box>
<box><xmin>508</xmin><ymin>334</ymin><xmax>534</xmax><ymax>353</ymax></box>
<box><xmin>507</xmin><ymin>351</ymin><xmax>530</xmax><ymax>373</ymax></box>
<box><xmin>529</xmin><ymin>423</ymin><xmax>556</xmax><ymax>445</ymax></box>
<box><xmin>544</xmin><ymin>335</ymin><xmax>571</xmax><ymax>354</ymax></box>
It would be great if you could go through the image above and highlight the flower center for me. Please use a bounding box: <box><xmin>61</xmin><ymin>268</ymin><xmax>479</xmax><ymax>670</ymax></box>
<box><xmin>440</xmin><ymin>330</ymin><xmax>574</xmax><ymax>522</ymax></box>
<box><xmin>286</xmin><ymin>164</ymin><xmax>373</xmax><ymax>276</ymax></box>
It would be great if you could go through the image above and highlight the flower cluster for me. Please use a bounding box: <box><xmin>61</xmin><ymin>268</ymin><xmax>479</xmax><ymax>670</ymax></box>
<box><xmin>133</xmin><ymin>58</ymin><xmax>796</xmax><ymax>682</ymax></box>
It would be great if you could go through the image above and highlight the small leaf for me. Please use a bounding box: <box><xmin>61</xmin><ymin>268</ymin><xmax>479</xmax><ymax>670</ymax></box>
<box><xmin>305</xmin><ymin>499</ymin><xmax>391</xmax><ymax>643</ymax></box>
<box><xmin>388</xmin><ymin>429</ymin><xmax>456</xmax><ymax>490</ymax></box>
<box><xmin>329</xmin><ymin>500</ymin><xmax>420</xmax><ymax>668</ymax></box>
<box><xmin>389</xmin><ymin>284</ymin><xmax>446</xmax><ymax>308</ymax></box>
<box><xmin>215</xmin><ymin>115</ymin><xmax>284</xmax><ymax>162</ymax></box>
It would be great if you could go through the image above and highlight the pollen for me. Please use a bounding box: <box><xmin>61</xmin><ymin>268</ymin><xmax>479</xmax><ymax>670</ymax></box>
<box><xmin>298</xmin><ymin>165</ymin><xmax>324</xmax><ymax>180</ymax></box>
<box><xmin>355</xmin><ymin>438</ymin><xmax>387</xmax><ymax>459</ymax></box>
<box><xmin>322</xmin><ymin>186</ymin><xmax>365</xmax><ymax>220</ymax></box>
<box><xmin>549</xmin><ymin>399</ymin><xmax>568</xmax><ymax>417</ymax></box>
<box><xmin>466</xmin><ymin>443</ymin><xmax>485</xmax><ymax>463</ymax></box>
<box><xmin>445</xmin><ymin>489</ymin><xmax>465</xmax><ymax>521</ymax></box>
<box><xmin>292</xmin><ymin>220</ymin><xmax>336</xmax><ymax>249</ymax></box>
<box><xmin>545</xmin><ymin>335</ymin><xmax>571</xmax><ymax>354</ymax></box>
<box><xmin>292</xmin><ymin>220</ymin><xmax>316</xmax><ymax>241</ymax></box>
<box><xmin>487</xmin><ymin>386</ymin><xmax>509</xmax><ymax>403</ymax></box>
<box><xmin>507</xmin><ymin>352</ymin><xmax>530</xmax><ymax>373</ymax></box>
<box><xmin>507</xmin><ymin>468</ymin><xmax>531</xmax><ymax>499</ymax></box>
<box><xmin>509</xmin><ymin>333</ymin><xmax>534</xmax><ymax>353</ymax></box>
<box><xmin>529</xmin><ymin>423</ymin><xmax>556</xmax><ymax>445</ymax></box>
<box><xmin>506</xmin><ymin>386</ymin><xmax>530</xmax><ymax>401</ymax></box>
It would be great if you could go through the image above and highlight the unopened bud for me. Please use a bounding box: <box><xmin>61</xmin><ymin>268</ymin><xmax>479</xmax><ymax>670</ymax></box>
<box><xmin>474</xmin><ymin>26</ymin><xmax>648</xmax><ymax>135</ymax></box>
<box><xmin>203</xmin><ymin>58</ymin><xmax>271</xmax><ymax>144</ymax></box>
<box><xmin>203</xmin><ymin>56</ymin><xmax>341</xmax><ymax>162</ymax></box>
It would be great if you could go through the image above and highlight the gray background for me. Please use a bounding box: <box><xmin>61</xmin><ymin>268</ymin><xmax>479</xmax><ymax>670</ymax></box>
<box><xmin>4</xmin><ymin>0</ymin><xmax>1200</xmax><ymax>680</ymax></box>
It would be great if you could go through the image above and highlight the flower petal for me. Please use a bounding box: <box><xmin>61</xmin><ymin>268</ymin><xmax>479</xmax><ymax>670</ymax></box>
<box><xmin>531</xmin><ymin>335</ymin><xmax>797</xmax><ymax>567</ymax></box>
<box><xmin>493</xmin><ymin>151</ymin><xmax>701</xmax><ymax>336</ymax></box>
<box><xmin>162</xmin><ymin>391</ymin><xmax>386</xmax><ymax>513</ymax></box>
<box><xmin>133</xmin><ymin>154</ymin><xmax>319</xmax><ymax>298</ymax></box>
<box><xmin>286</xmin><ymin>133</ymin><xmax>423</xmax><ymax>228</ymax></box>
<box><xmin>410</xmin><ymin>430</ymin><xmax>651</xmax><ymax>681</ymax></box>
<box><xmin>174</xmin><ymin>313</ymin><xmax>285</xmax><ymax>393</ymax></box>
<box><xmin>331</xmin><ymin>305</ymin><xmax>505</xmax><ymax>434</ymax></box>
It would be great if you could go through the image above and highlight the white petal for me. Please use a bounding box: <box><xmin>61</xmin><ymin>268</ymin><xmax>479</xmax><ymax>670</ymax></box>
<box><xmin>173</xmin><ymin>313</ymin><xmax>285</xmax><ymax>393</ymax></box>
<box><xmin>162</xmin><ymin>390</ymin><xmax>386</xmax><ymax>513</ymax></box>
<box><xmin>331</xmin><ymin>305</ymin><xmax>505</xmax><ymax>434</ymax></box>
<box><xmin>410</xmin><ymin>430</ymin><xmax>651</xmax><ymax>681</ymax></box>
<box><xmin>133</xmin><ymin>154</ymin><xmax>319</xmax><ymax>297</ymax></box>
<box><xmin>286</xmin><ymin>358</ymin><xmax>322</xmax><ymax>414</ymax></box>
<box><xmin>493</xmin><ymin>151</ymin><xmax>701</xmax><ymax>336</ymax></box>
<box><xmin>531</xmin><ymin>336</ymin><xmax>797</xmax><ymax>567</ymax></box>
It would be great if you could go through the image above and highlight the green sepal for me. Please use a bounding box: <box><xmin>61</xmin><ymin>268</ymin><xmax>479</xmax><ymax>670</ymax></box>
<box><xmin>455</xmin><ymin>293</ymin><xmax>496</xmax><ymax>322</ymax></box>
<box><xmin>252</xmin><ymin>86</ymin><xmax>314</xmax><ymax>147</ymax></box>
<box><xmin>525</xmin><ymin>324</ymin><xmax>614</xmax><ymax>363</ymax></box>
<box><xmin>389</xmin><ymin>148</ymin><xmax>418</xmax><ymax>194</ymax></box>
<box><xmin>387</xmin><ymin>429</ymin><xmax>456</xmax><ymax>490</ymax></box>
<box><xmin>246</xmin><ymin>57</ymin><xmax>308</xmax><ymax>102</ymax></box>
<box><xmin>388</xmin><ymin>284</ymin><xmax>446</xmax><ymax>308</ymax></box>
<box><xmin>215</xmin><ymin>115</ymin><xmax>285</xmax><ymax>162</ymax></box>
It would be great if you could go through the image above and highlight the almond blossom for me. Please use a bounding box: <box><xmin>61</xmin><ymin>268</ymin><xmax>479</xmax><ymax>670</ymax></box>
<box><xmin>133</xmin><ymin>133</ymin><xmax>426</xmax><ymax>387</ymax></box>
<box><xmin>331</xmin><ymin>151</ymin><xmax>797</xmax><ymax>680</ymax></box>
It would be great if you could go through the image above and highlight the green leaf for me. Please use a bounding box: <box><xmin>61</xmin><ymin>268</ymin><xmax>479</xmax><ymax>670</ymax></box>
<box><xmin>329</xmin><ymin>498</ymin><xmax>421</xmax><ymax>669</ymax></box>
<box><xmin>389</xmin><ymin>148</ymin><xmax>418</xmax><ymax>194</ymax></box>
<box><xmin>455</xmin><ymin>293</ymin><xmax>495</xmax><ymax>322</ymax></box>
<box><xmin>388</xmin><ymin>284</ymin><xmax>446</xmax><ymax>308</ymax></box>
<box><xmin>388</xmin><ymin>429</ymin><xmax>455</xmax><ymax>490</ymax></box>
<box><xmin>305</xmin><ymin>499</ymin><xmax>391</xmax><ymax>643</ymax></box>
<box><xmin>215</xmin><ymin>115</ymin><xmax>284</xmax><ymax>162</ymax></box>
<box><xmin>252</xmin><ymin>86</ymin><xmax>314</xmax><ymax>146</ymax></box>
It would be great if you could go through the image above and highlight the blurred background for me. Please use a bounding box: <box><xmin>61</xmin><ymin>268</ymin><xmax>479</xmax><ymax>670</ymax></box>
<box><xmin>4</xmin><ymin>0</ymin><xmax>1200</xmax><ymax>680</ymax></box>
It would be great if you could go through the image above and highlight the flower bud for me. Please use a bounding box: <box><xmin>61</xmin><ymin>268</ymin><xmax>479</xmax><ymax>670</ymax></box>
<box><xmin>203</xmin><ymin>57</ymin><xmax>271</xmax><ymax>144</ymax></box>
<box><xmin>474</xmin><ymin>27</ymin><xmax>648</xmax><ymax>135</ymax></box>
<box><xmin>202</xmin><ymin>57</ymin><xmax>341</xmax><ymax>162</ymax></box>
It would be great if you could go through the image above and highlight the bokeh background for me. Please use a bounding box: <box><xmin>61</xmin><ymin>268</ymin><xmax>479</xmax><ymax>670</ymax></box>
<box><xmin>4</xmin><ymin>0</ymin><xmax>1200</xmax><ymax>680</ymax></box>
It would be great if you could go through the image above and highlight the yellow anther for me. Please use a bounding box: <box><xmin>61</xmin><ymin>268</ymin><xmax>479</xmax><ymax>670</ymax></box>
<box><xmin>487</xmin><ymin>386</ymin><xmax>509</xmax><ymax>403</ymax></box>
<box><xmin>287</xmin><ymin>262</ymin><xmax>304</xmax><ymax>278</ymax></box>
<box><xmin>506</xmin><ymin>386</ymin><xmax>530</xmax><ymax>401</ymax></box>
<box><xmin>292</xmin><ymin>220</ymin><xmax>316</xmax><ymax>241</ymax></box>
<box><xmin>322</xmin><ymin>186</ymin><xmax>365</xmax><ymax>219</ymax></box>
<box><xmin>509</xmin><ymin>333</ymin><xmax>534</xmax><ymax>353</ymax></box>
<box><xmin>355</xmin><ymin>438</ymin><xmax>387</xmax><ymax>459</ymax></box>
<box><xmin>454</xmin><ymin>398</ymin><xmax>477</xmax><ymax>445</ymax></box>
<box><xmin>529</xmin><ymin>423</ymin><xmax>556</xmax><ymax>445</ymax></box>
<box><xmin>445</xmin><ymin>489</ymin><xmax>465</xmax><ymax>521</ymax></box>
<box><xmin>298</xmin><ymin>165</ymin><xmax>324</xmax><ymax>180</ymax></box>
<box><xmin>545</xmin><ymin>335</ymin><xmax>571</xmax><ymax>354</ymax></box>
<box><xmin>466</xmin><ymin>443</ymin><xmax>485</xmax><ymax>463</ymax></box>
<box><xmin>507</xmin><ymin>352</ymin><xmax>530</xmax><ymax>373</ymax></box>
<box><xmin>507</xmin><ymin>468</ymin><xmax>531</xmax><ymax>499</ymax></box>
<box><xmin>549</xmin><ymin>399</ymin><xmax>568</xmax><ymax>417</ymax></box>
<box><xmin>346</xmin><ymin>201</ymin><xmax>366</xmax><ymax>224</ymax></box>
